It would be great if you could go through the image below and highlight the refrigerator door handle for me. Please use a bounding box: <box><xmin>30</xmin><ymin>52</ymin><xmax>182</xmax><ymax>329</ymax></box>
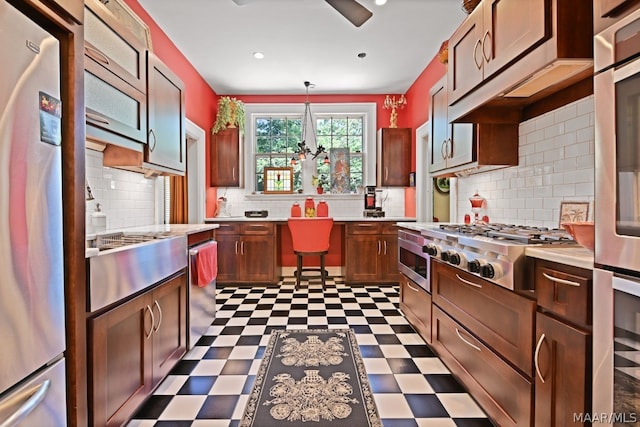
<box><xmin>0</xmin><ymin>379</ymin><xmax>51</xmax><ymax>427</ymax></box>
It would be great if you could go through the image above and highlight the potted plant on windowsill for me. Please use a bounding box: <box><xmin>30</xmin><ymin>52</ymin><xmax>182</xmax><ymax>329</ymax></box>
<box><xmin>312</xmin><ymin>174</ymin><xmax>329</xmax><ymax>194</ymax></box>
<box><xmin>211</xmin><ymin>96</ymin><xmax>245</xmax><ymax>135</ymax></box>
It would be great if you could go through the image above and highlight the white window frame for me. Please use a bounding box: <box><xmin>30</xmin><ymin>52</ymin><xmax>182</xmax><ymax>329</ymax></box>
<box><xmin>243</xmin><ymin>102</ymin><xmax>377</xmax><ymax>198</ymax></box>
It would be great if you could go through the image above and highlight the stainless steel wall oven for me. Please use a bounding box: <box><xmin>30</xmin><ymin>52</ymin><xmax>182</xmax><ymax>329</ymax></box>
<box><xmin>594</xmin><ymin>7</ymin><xmax>640</xmax><ymax>423</ymax></box>
<box><xmin>398</xmin><ymin>229</ymin><xmax>430</xmax><ymax>291</ymax></box>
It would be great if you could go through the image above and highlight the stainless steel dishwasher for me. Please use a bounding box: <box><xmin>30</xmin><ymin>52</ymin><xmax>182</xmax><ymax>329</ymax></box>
<box><xmin>188</xmin><ymin>239</ymin><xmax>217</xmax><ymax>348</ymax></box>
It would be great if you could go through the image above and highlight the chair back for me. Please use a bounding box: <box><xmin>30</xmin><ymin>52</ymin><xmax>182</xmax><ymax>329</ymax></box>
<box><xmin>287</xmin><ymin>217</ymin><xmax>333</xmax><ymax>253</ymax></box>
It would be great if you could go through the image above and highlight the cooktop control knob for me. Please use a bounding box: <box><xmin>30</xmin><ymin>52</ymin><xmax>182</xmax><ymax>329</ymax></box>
<box><xmin>468</xmin><ymin>259</ymin><xmax>482</xmax><ymax>274</ymax></box>
<box><xmin>440</xmin><ymin>251</ymin><xmax>451</xmax><ymax>262</ymax></box>
<box><xmin>448</xmin><ymin>252</ymin><xmax>467</xmax><ymax>268</ymax></box>
<box><xmin>422</xmin><ymin>243</ymin><xmax>439</xmax><ymax>257</ymax></box>
<box><xmin>480</xmin><ymin>263</ymin><xmax>502</xmax><ymax>279</ymax></box>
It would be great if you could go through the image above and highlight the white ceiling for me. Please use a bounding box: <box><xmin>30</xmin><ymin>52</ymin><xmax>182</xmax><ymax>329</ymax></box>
<box><xmin>137</xmin><ymin>0</ymin><xmax>467</xmax><ymax>95</ymax></box>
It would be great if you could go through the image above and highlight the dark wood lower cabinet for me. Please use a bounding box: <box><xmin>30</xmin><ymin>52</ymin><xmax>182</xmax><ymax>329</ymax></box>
<box><xmin>345</xmin><ymin>222</ymin><xmax>399</xmax><ymax>284</ymax></box>
<box><xmin>534</xmin><ymin>312</ymin><xmax>591</xmax><ymax>426</ymax></box>
<box><xmin>399</xmin><ymin>273</ymin><xmax>432</xmax><ymax>343</ymax></box>
<box><xmin>89</xmin><ymin>271</ymin><xmax>187</xmax><ymax>427</ymax></box>
<box><xmin>432</xmin><ymin>306</ymin><xmax>533</xmax><ymax>427</ymax></box>
<box><xmin>214</xmin><ymin>222</ymin><xmax>280</xmax><ymax>285</ymax></box>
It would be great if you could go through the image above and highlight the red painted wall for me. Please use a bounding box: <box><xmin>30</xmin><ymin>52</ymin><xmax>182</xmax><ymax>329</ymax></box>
<box><xmin>404</xmin><ymin>56</ymin><xmax>447</xmax><ymax>169</ymax></box>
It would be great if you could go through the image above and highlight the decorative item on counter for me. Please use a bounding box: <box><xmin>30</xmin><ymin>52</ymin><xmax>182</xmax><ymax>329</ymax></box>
<box><xmin>469</xmin><ymin>191</ymin><xmax>486</xmax><ymax>224</ymax></box>
<box><xmin>215</xmin><ymin>197</ymin><xmax>231</xmax><ymax>217</ymax></box>
<box><xmin>211</xmin><ymin>96</ymin><xmax>245</xmax><ymax>134</ymax></box>
<box><xmin>312</xmin><ymin>174</ymin><xmax>329</xmax><ymax>194</ymax></box>
<box><xmin>290</xmin><ymin>202</ymin><xmax>301</xmax><ymax>217</ymax></box>
<box><xmin>464</xmin><ymin>214</ymin><xmax>471</xmax><ymax>224</ymax></box>
<box><xmin>561</xmin><ymin>221</ymin><xmax>595</xmax><ymax>251</ymax></box>
<box><xmin>304</xmin><ymin>197</ymin><xmax>316</xmax><ymax>217</ymax></box>
<box><xmin>317</xmin><ymin>200</ymin><xmax>329</xmax><ymax>217</ymax></box>
<box><xmin>437</xmin><ymin>40</ymin><xmax>449</xmax><ymax>64</ymax></box>
<box><xmin>383</xmin><ymin>94</ymin><xmax>407</xmax><ymax>128</ymax></box>
<box><xmin>91</xmin><ymin>203</ymin><xmax>107</xmax><ymax>233</ymax></box>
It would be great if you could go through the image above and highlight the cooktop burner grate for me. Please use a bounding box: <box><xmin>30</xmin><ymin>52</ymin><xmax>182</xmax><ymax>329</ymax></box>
<box><xmin>439</xmin><ymin>223</ymin><xmax>574</xmax><ymax>244</ymax></box>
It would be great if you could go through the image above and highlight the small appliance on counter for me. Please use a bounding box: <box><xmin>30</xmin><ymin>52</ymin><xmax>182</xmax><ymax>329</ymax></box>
<box><xmin>245</xmin><ymin>210</ymin><xmax>268</xmax><ymax>218</ymax></box>
<box><xmin>364</xmin><ymin>185</ymin><xmax>385</xmax><ymax>217</ymax></box>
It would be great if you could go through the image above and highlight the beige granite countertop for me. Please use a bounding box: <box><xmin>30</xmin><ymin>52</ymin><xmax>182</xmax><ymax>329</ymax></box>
<box><xmin>525</xmin><ymin>246</ymin><xmax>594</xmax><ymax>270</ymax></box>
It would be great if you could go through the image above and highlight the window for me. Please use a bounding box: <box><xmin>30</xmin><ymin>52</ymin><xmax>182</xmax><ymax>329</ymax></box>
<box><xmin>245</xmin><ymin>103</ymin><xmax>376</xmax><ymax>195</ymax></box>
<box><xmin>254</xmin><ymin>116</ymin><xmax>302</xmax><ymax>192</ymax></box>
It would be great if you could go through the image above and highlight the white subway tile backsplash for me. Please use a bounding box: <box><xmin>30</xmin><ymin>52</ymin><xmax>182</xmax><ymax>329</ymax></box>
<box><xmin>455</xmin><ymin>96</ymin><xmax>595</xmax><ymax>228</ymax></box>
<box><xmin>86</xmin><ymin>150</ymin><xmax>158</xmax><ymax>232</ymax></box>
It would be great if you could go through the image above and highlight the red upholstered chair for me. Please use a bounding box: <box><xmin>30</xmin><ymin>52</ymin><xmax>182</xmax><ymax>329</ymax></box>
<box><xmin>287</xmin><ymin>217</ymin><xmax>334</xmax><ymax>290</ymax></box>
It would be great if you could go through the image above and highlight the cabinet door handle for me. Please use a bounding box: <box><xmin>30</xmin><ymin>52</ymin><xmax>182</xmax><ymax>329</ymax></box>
<box><xmin>357</xmin><ymin>224</ymin><xmax>375</xmax><ymax>227</ymax></box>
<box><xmin>385</xmin><ymin>167</ymin><xmax>389</xmax><ymax>181</ymax></box>
<box><xmin>481</xmin><ymin>30</ymin><xmax>492</xmax><ymax>63</ymax></box>
<box><xmin>473</xmin><ymin>38</ymin><xmax>483</xmax><ymax>69</ymax></box>
<box><xmin>153</xmin><ymin>300</ymin><xmax>162</xmax><ymax>332</ymax></box>
<box><xmin>407</xmin><ymin>282</ymin><xmax>420</xmax><ymax>293</ymax></box>
<box><xmin>145</xmin><ymin>305</ymin><xmax>155</xmax><ymax>340</ymax></box>
<box><xmin>148</xmin><ymin>128</ymin><xmax>157</xmax><ymax>152</ymax></box>
<box><xmin>85</xmin><ymin>112</ymin><xmax>110</xmax><ymax>125</ymax></box>
<box><xmin>232</xmin><ymin>167</ymin><xmax>236</xmax><ymax>180</ymax></box>
<box><xmin>378</xmin><ymin>240</ymin><xmax>381</xmax><ymax>255</ymax></box>
<box><xmin>235</xmin><ymin>241</ymin><xmax>239</xmax><ymax>255</ymax></box>
<box><xmin>456</xmin><ymin>273</ymin><xmax>483</xmax><ymax>288</ymax></box>
<box><xmin>455</xmin><ymin>327</ymin><xmax>481</xmax><ymax>352</ymax></box>
<box><xmin>85</xmin><ymin>45</ymin><xmax>110</xmax><ymax>66</ymax></box>
<box><xmin>441</xmin><ymin>139</ymin><xmax>448</xmax><ymax>160</ymax></box>
<box><xmin>534</xmin><ymin>333</ymin><xmax>546</xmax><ymax>383</ymax></box>
<box><xmin>542</xmin><ymin>272</ymin><xmax>581</xmax><ymax>287</ymax></box>
<box><xmin>447</xmin><ymin>138</ymin><xmax>452</xmax><ymax>159</ymax></box>
<box><xmin>241</xmin><ymin>241</ymin><xmax>245</xmax><ymax>255</ymax></box>
<box><xmin>383</xmin><ymin>240</ymin><xmax>388</xmax><ymax>255</ymax></box>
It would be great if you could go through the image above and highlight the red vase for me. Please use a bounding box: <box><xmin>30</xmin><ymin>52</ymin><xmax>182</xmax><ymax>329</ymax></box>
<box><xmin>317</xmin><ymin>187</ymin><xmax>324</xmax><ymax>194</ymax></box>
<box><xmin>290</xmin><ymin>203</ymin><xmax>301</xmax><ymax>217</ymax></box>
<box><xmin>317</xmin><ymin>200</ymin><xmax>328</xmax><ymax>217</ymax></box>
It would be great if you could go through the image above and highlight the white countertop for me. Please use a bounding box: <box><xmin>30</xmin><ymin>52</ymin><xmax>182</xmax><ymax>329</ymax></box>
<box><xmin>204</xmin><ymin>216</ymin><xmax>417</xmax><ymax>222</ymax></box>
<box><xmin>525</xmin><ymin>246</ymin><xmax>594</xmax><ymax>270</ymax></box>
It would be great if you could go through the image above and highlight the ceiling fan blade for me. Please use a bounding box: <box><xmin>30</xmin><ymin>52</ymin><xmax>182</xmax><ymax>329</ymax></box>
<box><xmin>325</xmin><ymin>0</ymin><xmax>373</xmax><ymax>27</ymax></box>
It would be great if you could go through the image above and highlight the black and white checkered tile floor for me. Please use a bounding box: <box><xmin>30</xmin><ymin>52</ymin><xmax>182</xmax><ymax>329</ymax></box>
<box><xmin>128</xmin><ymin>277</ymin><xmax>493</xmax><ymax>427</ymax></box>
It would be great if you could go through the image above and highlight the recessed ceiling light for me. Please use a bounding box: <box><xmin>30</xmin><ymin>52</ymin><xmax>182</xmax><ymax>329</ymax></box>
<box><xmin>375</xmin><ymin>0</ymin><xmax>387</xmax><ymax>5</ymax></box>
<box><xmin>357</xmin><ymin>52</ymin><xmax>367</xmax><ymax>59</ymax></box>
<box><xmin>253</xmin><ymin>52</ymin><xmax>265</xmax><ymax>59</ymax></box>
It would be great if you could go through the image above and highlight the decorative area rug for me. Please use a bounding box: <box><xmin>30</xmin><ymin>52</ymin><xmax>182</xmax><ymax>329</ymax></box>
<box><xmin>240</xmin><ymin>329</ymin><xmax>382</xmax><ymax>427</ymax></box>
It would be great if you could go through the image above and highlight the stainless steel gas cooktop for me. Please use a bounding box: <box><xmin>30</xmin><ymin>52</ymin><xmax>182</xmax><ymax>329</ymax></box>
<box><xmin>421</xmin><ymin>223</ymin><xmax>577</xmax><ymax>290</ymax></box>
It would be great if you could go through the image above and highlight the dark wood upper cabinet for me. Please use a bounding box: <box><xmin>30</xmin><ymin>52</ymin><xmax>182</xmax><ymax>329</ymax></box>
<box><xmin>448</xmin><ymin>0</ymin><xmax>594</xmax><ymax>123</ymax></box>
<box><xmin>211</xmin><ymin>127</ymin><xmax>241</xmax><ymax>187</ymax></box>
<box><xmin>377</xmin><ymin>128</ymin><xmax>411</xmax><ymax>187</ymax></box>
<box><xmin>146</xmin><ymin>52</ymin><xmax>186</xmax><ymax>174</ymax></box>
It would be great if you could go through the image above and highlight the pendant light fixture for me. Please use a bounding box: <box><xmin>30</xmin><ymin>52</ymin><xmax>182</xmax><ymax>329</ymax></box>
<box><xmin>294</xmin><ymin>81</ymin><xmax>329</xmax><ymax>165</ymax></box>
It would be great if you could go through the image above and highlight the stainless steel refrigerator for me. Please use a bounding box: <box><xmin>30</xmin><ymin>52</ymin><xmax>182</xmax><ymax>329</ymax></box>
<box><xmin>0</xmin><ymin>1</ymin><xmax>67</xmax><ymax>424</ymax></box>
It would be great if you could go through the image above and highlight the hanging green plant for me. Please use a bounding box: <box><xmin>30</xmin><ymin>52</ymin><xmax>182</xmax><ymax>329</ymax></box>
<box><xmin>211</xmin><ymin>96</ymin><xmax>245</xmax><ymax>134</ymax></box>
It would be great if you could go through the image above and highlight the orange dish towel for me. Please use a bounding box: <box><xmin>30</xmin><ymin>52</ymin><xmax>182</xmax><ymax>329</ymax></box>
<box><xmin>195</xmin><ymin>241</ymin><xmax>217</xmax><ymax>287</ymax></box>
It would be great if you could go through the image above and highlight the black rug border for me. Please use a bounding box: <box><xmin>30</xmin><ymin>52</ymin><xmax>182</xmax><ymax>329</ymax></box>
<box><xmin>240</xmin><ymin>328</ymin><xmax>382</xmax><ymax>427</ymax></box>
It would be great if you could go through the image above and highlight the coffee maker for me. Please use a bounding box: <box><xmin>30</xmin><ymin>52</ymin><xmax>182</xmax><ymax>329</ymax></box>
<box><xmin>363</xmin><ymin>186</ymin><xmax>385</xmax><ymax>217</ymax></box>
